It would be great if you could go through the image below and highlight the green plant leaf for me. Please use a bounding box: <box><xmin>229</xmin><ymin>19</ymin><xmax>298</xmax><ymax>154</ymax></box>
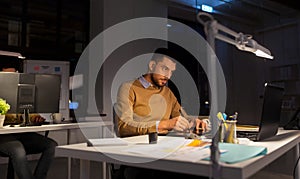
<box><xmin>0</xmin><ymin>98</ymin><xmax>10</xmax><ymax>115</ymax></box>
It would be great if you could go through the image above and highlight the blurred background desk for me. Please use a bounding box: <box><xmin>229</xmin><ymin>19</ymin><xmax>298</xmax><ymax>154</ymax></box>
<box><xmin>56</xmin><ymin>129</ymin><xmax>300</xmax><ymax>179</ymax></box>
<box><xmin>0</xmin><ymin>121</ymin><xmax>113</xmax><ymax>144</ymax></box>
<box><xmin>0</xmin><ymin>121</ymin><xmax>112</xmax><ymax>135</ymax></box>
<box><xmin>0</xmin><ymin>121</ymin><xmax>114</xmax><ymax>179</ymax></box>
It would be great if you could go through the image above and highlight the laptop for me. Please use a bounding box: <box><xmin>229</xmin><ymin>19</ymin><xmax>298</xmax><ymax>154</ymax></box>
<box><xmin>237</xmin><ymin>83</ymin><xmax>284</xmax><ymax>141</ymax></box>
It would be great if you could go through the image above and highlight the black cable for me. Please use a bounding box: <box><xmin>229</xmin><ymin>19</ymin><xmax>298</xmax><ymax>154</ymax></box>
<box><xmin>293</xmin><ymin>153</ymin><xmax>300</xmax><ymax>179</ymax></box>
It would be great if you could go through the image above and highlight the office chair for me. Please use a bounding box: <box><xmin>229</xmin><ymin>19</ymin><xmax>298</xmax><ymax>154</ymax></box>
<box><xmin>110</xmin><ymin>103</ymin><xmax>125</xmax><ymax>179</ymax></box>
<box><xmin>0</xmin><ymin>130</ymin><xmax>50</xmax><ymax>179</ymax></box>
<box><xmin>0</xmin><ymin>155</ymin><xmax>14</xmax><ymax>179</ymax></box>
<box><xmin>113</xmin><ymin>103</ymin><xmax>120</xmax><ymax>137</ymax></box>
<box><xmin>284</xmin><ymin>108</ymin><xmax>300</xmax><ymax>130</ymax></box>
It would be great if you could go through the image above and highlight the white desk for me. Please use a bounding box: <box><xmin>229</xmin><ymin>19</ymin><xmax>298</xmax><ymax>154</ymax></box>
<box><xmin>0</xmin><ymin>121</ymin><xmax>114</xmax><ymax>146</ymax></box>
<box><xmin>55</xmin><ymin>129</ymin><xmax>300</xmax><ymax>179</ymax></box>
<box><xmin>0</xmin><ymin>121</ymin><xmax>112</xmax><ymax>135</ymax></box>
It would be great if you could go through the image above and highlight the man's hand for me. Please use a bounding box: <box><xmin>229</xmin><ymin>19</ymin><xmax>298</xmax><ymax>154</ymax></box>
<box><xmin>158</xmin><ymin>116</ymin><xmax>190</xmax><ymax>133</ymax></box>
<box><xmin>158</xmin><ymin>116</ymin><xmax>210</xmax><ymax>134</ymax></box>
<box><xmin>173</xmin><ymin>116</ymin><xmax>190</xmax><ymax>132</ymax></box>
<box><xmin>192</xmin><ymin>118</ymin><xmax>210</xmax><ymax>134</ymax></box>
<box><xmin>158</xmin><ymin>118</ymin><xmax>176</xmax><ymax>134</ymax></box>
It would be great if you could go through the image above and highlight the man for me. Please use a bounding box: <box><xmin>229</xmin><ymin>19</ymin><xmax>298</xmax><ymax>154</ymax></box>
<box><xmin>114</xmin><ymin>48</ymin><xmax>209</xmax><ymax>179</ymax></box>
<box><xmin>0</xmin><ymin>63</ymin><xmax>58</xmax><ymax>179</ymax></box>
<box><xmin>115</xmin><ymin>48</ymin><xmax>209</xmax><ymax>137</ymax></box>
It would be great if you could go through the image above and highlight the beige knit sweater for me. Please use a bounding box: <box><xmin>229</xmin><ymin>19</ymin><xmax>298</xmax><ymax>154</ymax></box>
<box><xmin>115</xmin><ymin>79</ymin><xmax>181</xmax><ymax>137</ymax></box>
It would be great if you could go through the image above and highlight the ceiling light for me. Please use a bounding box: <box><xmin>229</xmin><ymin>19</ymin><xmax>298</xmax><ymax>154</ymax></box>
<box><xmin>201</xmin><ymin>4</ymin><xmax>213</xmax><ymax>13</ymax></box>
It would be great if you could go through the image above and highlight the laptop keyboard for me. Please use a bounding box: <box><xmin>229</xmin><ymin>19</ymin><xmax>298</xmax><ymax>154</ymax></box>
<box><xmin>237</xmin><ymin>131</ymin><xmax>259</xmax><ymax>141</ymax></box>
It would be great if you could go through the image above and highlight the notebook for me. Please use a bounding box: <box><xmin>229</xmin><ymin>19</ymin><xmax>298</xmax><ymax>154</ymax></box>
<box><xmin>237</xmin><ymin>83</ymin><xmax>284</xmax><ymax>141</ymax></box>
<box><xmin>87</xmin><ymin>138</ymin><xmax>129</xmax><ymax>147</ymax></box>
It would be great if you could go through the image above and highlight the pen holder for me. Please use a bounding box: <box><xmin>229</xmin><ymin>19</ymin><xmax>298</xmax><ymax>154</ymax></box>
<box><xmin>220</xmin><ymin>120</ymin><xmax>237</xmax><ymax>144</ymax></box>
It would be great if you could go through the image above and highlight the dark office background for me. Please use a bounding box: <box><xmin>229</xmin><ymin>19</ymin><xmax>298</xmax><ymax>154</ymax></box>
<box><xmin>0</xmin><ymin>0</ymin><xmax>89</xmax><ymax>75</ymax></box>
<box><xmin>0</xmin><ymin>0</ymin><xmax>300</xmax><ymax>125</ymax></box>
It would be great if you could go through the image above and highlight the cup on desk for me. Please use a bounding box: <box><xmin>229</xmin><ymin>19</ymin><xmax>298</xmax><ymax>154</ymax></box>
<box><xmin>148</xmin><ymin>132</ymin><xmax>158</xmax><ymax>144</ymax></box>
<box><xmin>0</xmin><ymin>115</ymin><xmax>5</xmax><ymax>127</ymax></box>
<box><xmin>50</xmin><ymin>113</ymin><xmax>62</xmax><ymax>124</ymax></box>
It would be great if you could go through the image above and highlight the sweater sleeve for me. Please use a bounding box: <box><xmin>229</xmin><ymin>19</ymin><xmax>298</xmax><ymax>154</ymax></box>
<box><xmin>169</xmin><ymin>88</ymin><xmax>181</xmax><ymax>118</ymax></box>
<box><xmin>115</xmin><ymin>82</ymin><xmax>156</xmax><ymax>137</ymax></box>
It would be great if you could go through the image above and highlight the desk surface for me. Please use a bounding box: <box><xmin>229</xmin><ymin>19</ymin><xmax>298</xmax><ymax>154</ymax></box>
<box><xmin>0</xmin><ymin>121</ymin><xmax>113</xmax><ymax>134</ymax></box>
<box><xmin>55</xmin><ymin>129</ymin><xmax>300</xmax><ymax>179</ymax></box>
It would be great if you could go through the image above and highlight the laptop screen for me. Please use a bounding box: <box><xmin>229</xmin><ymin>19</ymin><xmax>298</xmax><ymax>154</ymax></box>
<box><xmin>257</xmin><ymin>83</ymin><xmax>284</xmax><ymax>141</ymax></box>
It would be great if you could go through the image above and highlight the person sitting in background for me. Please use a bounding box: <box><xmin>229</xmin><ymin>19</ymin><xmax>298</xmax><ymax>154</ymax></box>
<box><xmin>0</xmin><ymin>63</ymin><xmax>58</xmax><ymax>179</ymax></box>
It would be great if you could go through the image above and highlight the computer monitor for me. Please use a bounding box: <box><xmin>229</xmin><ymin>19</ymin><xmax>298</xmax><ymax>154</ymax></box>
<box><xmin>0</xmin><ymin>72</ymin><xmax>61</xmax><ymax>125</ymax></box>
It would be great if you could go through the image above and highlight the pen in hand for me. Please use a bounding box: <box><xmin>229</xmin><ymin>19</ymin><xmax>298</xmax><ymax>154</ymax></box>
<box><xmin>179</xmin><ymin>107</ymin><xmax>192</xmax><ymax>132</ymax></box>
<box><xmin>180</xmin><ymin>107</ymin><xmax>203</xmax><ymax>134</ymax></box>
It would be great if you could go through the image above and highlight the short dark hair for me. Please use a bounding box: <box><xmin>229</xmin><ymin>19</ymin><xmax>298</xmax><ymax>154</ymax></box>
<box><xmin>151</xmin><ymin>48</ymin><xmax>177</xmax><ymax>63</ymax></box>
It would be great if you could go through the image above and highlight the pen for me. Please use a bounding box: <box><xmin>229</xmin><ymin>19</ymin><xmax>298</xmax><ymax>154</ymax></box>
<box><xmin>180</xmin><ymin>107</ymin><xmax>191</xmax><ymax>133</ymax></box>
<box><xmin>229</xmin><ymin>112</ymin><xmax>238</xmax><ymax>120</ymax></box>
<box><xmin>180</xmin><ymin>107</ymin><xmax>189</xmax><ymax>119</ymax></box>
<box><xmin>217</xmin><ymin>112</ymin><xmax>228</xmax><ymax>129</ymax></box>
<box><xmin>180</xmin><ymin>107</ymin><xmax>204</xmax><ymax>134</ymax></box>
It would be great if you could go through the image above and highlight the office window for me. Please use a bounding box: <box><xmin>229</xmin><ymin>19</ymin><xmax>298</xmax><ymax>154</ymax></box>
<box><xmin>0</xmin><ymin>0</ymin><xmax>89</xmax><ymax>62</ymax></box>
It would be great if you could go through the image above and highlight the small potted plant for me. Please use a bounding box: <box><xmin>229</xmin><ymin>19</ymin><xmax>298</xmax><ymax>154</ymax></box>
<box><xmin>0</xmin><ymin>98</ymin><xmax>10</xmax><ymax>127</ymax></box>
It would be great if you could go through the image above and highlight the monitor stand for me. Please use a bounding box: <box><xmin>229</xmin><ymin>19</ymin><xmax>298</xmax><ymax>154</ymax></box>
<box><xmin>20</xmin><ymin>108</ymin><xmax>32</xmax><ymax>127</ymax></box>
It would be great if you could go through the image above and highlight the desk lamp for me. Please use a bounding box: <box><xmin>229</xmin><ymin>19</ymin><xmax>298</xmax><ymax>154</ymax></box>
<box><xmin>0</xmin><ymin>50</ymin><xmax>25</xmax><ymax>59</ymax></box>
<box><xmin>197</xmin><ymin>12</ymin><xmax>274</xmax><ymax>179</ymax></box>
<box><xmin>197</xmin><ymin>12</ymin><xmax>274</xmax><ymax>60</ymax></box>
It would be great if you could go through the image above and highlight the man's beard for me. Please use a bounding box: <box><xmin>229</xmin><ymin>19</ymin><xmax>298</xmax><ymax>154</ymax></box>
<box><xmin>151</xmin><ymin>74</ymin><xmax>167</xmax><ymax>87</ymax></box>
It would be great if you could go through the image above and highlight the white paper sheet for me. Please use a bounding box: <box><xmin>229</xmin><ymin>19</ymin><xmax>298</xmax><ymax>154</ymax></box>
<box><xmin>87</xmin><ymin>138</ymin><xmax>129</xmax><ymax>146</ymax></box>
<box><xmin>123</xmin><ymin>138</ymin><xmax>224</xmax><ymax>162</ymax></box>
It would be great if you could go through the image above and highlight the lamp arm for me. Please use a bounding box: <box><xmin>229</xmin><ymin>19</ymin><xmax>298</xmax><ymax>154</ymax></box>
<box><xmin>198</xmin><ymin>12</ymin><xmax>273</xmax><ymax>59</ymax></box>
<box><xmin>215</xmin><ymin>33</ymin><xmax>238</xmax><ymax>47</ymax></box>
<box><xmin>215</xmin><ymin>21</ymin><xmax>240</xmax><ymax>38</ymax></box>
<box><xmin>0</xmin><ymin>50</ymin><xmax>25</xmax><ymax>59</ymax></box>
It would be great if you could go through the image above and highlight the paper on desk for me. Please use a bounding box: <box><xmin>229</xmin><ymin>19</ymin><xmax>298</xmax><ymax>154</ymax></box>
<box><xmin>236</xmin><ymin>125</ymin><xmax>259</xmax><ymax>132</ymax></box>
<box><xmin>124</xmin><ymin>137</ymin><xmax>187</xmax><ymax>158</ymax></box>
<box><xmin>168</xmin><ymin>146</ymin><xmax>212</xmax><ymax>162</ymax></box>
<box><xmin>124</xmin><ymin>138</ymin><xmax>226</xmax><ymax>162</ymax></box>
<box><xmin>87</xmin><ymin>138</ymin><xmax>129</xmax><ymax>147</ymax></box>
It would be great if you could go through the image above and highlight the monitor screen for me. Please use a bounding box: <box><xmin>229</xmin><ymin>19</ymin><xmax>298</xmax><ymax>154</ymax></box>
<box><xmin>0</xmin><ymin>72</ymin><xmax>61</xmax><ymax>114</ymax></box>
